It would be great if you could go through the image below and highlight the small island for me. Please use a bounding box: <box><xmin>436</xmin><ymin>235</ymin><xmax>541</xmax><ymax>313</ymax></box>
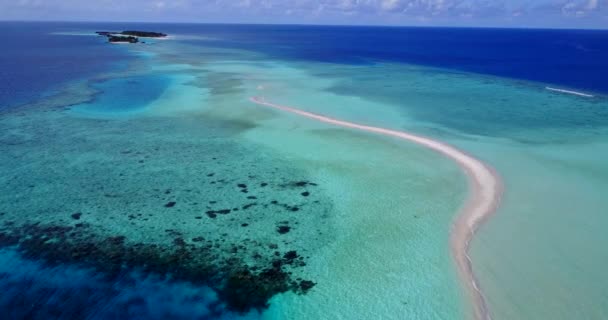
<box><xmin>108</xmin><ymin>35</ymin><xmax>139</xmax><ymax>43</ymax></box>
<box><xmin>121</xmin><ymin>31</ymin><xmax>167</xmax><ymax>38</ymax></box>
<box><xmin>96</xmin><ymin>30</ymin><xmax>167</xmax><ymax>44</ymax></box>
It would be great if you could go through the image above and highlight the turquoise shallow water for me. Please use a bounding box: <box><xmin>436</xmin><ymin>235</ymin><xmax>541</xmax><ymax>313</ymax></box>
<box><xmin>1</xmin><ymin>26</ymin><xmax>607</xmax><ymax>320</ymax></box>
<box><xmin>289</xmin><ymin>62</ymin><xmax>608</xmax><ymax>318</ymax></box>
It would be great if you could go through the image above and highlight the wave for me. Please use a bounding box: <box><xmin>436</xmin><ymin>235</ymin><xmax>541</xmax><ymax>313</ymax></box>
<box><xmin>545</xmin><ymin>87</ymin><xmax>594</xmax><ymax>98</ymax></box>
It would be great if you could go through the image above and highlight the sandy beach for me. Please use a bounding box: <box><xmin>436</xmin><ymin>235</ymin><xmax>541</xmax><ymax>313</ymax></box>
<box><xmin>249</xmin><ymin>96</ymin><xmax>503</xmax><ymax>320</ymax></box>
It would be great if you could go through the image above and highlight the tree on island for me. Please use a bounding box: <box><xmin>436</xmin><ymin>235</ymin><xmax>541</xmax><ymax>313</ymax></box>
<box><xmin>96</xmin><ymin>30</ymin><xmax>167</xmax><ymax>44</ymax></box>
<box><xmin>120</xmin><ymin>31</ymin><xmax>167</xmax><ymax>38</ymax></box>
<box><xmin>108</xmin><ymin>35</ymin><xmax>138</xmax><ymax>43</ymax></box>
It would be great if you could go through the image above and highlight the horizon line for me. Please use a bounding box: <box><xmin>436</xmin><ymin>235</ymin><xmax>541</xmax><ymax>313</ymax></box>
<box><xmin>1</xmin><ymin>19</ymin><xmax>607</xmax><ymax>31</ymax></box>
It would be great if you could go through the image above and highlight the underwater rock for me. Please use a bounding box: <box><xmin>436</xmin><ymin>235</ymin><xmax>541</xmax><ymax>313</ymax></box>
<box><xmin>299</xmin><ymin>280</ymin><xmax>316</xmax><ymax>291</ymax></box>
<box><xmin>294</xmin><ymin>181</ymin><xmax>316</xmax><ymax>187</ymax></box>
<box><xmin>164</xmin><ymin>202</ymin><xmax>177</xmax><ymax>208</ymax></box>
<box><xmin>242</xmin><ymin>203</ymin><xmax>257</xmax><ymax>210</ymax></box>
<box><xmin>107</xmin><ymin>236</ymin><xmax>126</xmax><ymax>245</ymax></box>
<box><xmin>206</xmin><ymin>209</ymin><xmax>231</xmax><ymax>216</ymax></box>
<box><xmin>71</xmin><ymin>213</ymin><xmax>82</xmax><ymax>220</ymax></box>
<box><xmin>283</xmin><ymin>250</ymin><xmax>298</xmax><ymax>261</ymax></box>
<box><xmin>218</xmin><ymin>267</ymin><xmax>289</xmax><ymax>312</ymax></box>
<box><xmin>277</xmin><ymin>226</ymin><xmax>291</xmax><ymax>234</ymax></box>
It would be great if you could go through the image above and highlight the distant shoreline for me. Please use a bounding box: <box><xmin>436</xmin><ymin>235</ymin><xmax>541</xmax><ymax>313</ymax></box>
<box><xmin>249</xmin><ymin>96</ymin><xmax>503</xmax><ymax>320</ymax></box>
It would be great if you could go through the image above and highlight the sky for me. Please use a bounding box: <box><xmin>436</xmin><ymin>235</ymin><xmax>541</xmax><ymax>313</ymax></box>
<box><xmin>0</xmin><ymin>0</ymin><xmax>606</xmax><ymax>29</ymax></box>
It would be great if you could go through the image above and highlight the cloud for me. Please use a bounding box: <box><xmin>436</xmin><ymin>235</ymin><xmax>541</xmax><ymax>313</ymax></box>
<box><xmin>0</xmin><ymin>0</ymin><xmax>606</xmax><ymax>28</ymax></box>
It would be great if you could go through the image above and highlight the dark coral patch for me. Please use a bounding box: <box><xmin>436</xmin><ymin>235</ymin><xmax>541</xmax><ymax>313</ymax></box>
<box><xmin>283</xmin><ymin>250</ymin><xmax>298</xmax><ymax>261</ymax></box>
<box><xmin>286</xmin><ymin>181</ymin><xmax>318</xmax><ymax>188</ymax></box>
<box><xmin>219</xmin><ymin>267</ymin><xmax>288</xmax><ymax>312</ymax></box>
<box><xmin>0</xmin><ymin>222</ymin><xmax>316</xmax><ymax>313</ymax></box>
<box><xmin>107</xmin><ymin>236</ymin><xmax>125</xmax><ymax>245</ymax></box>
<box><xmin>164</xmin><ymin>202</ymin><xmax>177</xmax><ymax>208</ymax></box>
<box><xmin>277</xmin><ymin>226</ymin><xmax>291</xmax><ymax>234</ymax></box>
<box><xmin>71</xmin><ymin>213</ymin><xmax>82</xmax><ymax>220</ymax></box>
<box><xmin>299</xmin><ymin>280</ymin><xmax>316</xmax><ymax>291</ymax></box>
<box><xmin>242</xmin><ymin>203</ymin><xmax>257</xmax><ymax>210</ymax></box>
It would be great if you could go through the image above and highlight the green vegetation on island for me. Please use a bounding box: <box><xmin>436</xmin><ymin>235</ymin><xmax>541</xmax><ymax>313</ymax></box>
<box><xmin>95</xmin><ymin>30</ymin><xmax>167</xmax><ymax>44</ymax></box>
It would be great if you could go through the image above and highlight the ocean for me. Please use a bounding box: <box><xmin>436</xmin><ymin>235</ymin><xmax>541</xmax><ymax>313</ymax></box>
<box><xmin>0</xmin><ymin>21</ymin><xmax>607</xmax><ymax>319</ymax></box>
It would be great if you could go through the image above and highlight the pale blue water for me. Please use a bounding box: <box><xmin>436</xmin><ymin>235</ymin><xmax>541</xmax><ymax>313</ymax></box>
<box><xmin>1</xmin><ymin>22</ymin><xmax>607</xmax><ymax>320</ymax></box>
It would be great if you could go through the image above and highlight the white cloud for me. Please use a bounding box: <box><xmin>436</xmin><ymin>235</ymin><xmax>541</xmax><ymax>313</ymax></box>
<box><xmin>380</xmin><ymin>0</ymin><xmax>402</xmax><ymax>11</ymax></box>
<box><xmin>0</xmin><ymin>0</ymin><xmax>605</xmax><ymax>28</ymax></box>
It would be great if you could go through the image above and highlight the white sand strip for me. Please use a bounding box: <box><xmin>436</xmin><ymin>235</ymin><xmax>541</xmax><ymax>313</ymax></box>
<box><xmin>249</xmin><ymin>96</ymin><xmax>503</xmax><ymax>320</ymax></box>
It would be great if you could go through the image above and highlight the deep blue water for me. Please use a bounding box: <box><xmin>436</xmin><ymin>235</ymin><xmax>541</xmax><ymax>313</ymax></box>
<box><xmin>171</xmin><ymin>24</ymin><xmax>608</xmax><ymax>94</ymax></box>
<box><xmin>0</xmin><ymin>249</ymin><xmax>238</xmax><ymax>320</ymax></box>
<box><xmin>1</xmin><ymin>22</ymin><xmax>607</xmax><ymax>112</ymax></box>
<box><xmin>0</xmin><ymin>22</ymin><xmax>133</xmax><ymax>109</ymax></box>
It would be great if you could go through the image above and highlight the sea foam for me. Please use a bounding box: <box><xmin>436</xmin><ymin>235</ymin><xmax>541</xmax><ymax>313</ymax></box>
<box><xmin>546</xmin><ymin>87</ymin><xmax>594</xmax><ymax>98</ymax></box>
